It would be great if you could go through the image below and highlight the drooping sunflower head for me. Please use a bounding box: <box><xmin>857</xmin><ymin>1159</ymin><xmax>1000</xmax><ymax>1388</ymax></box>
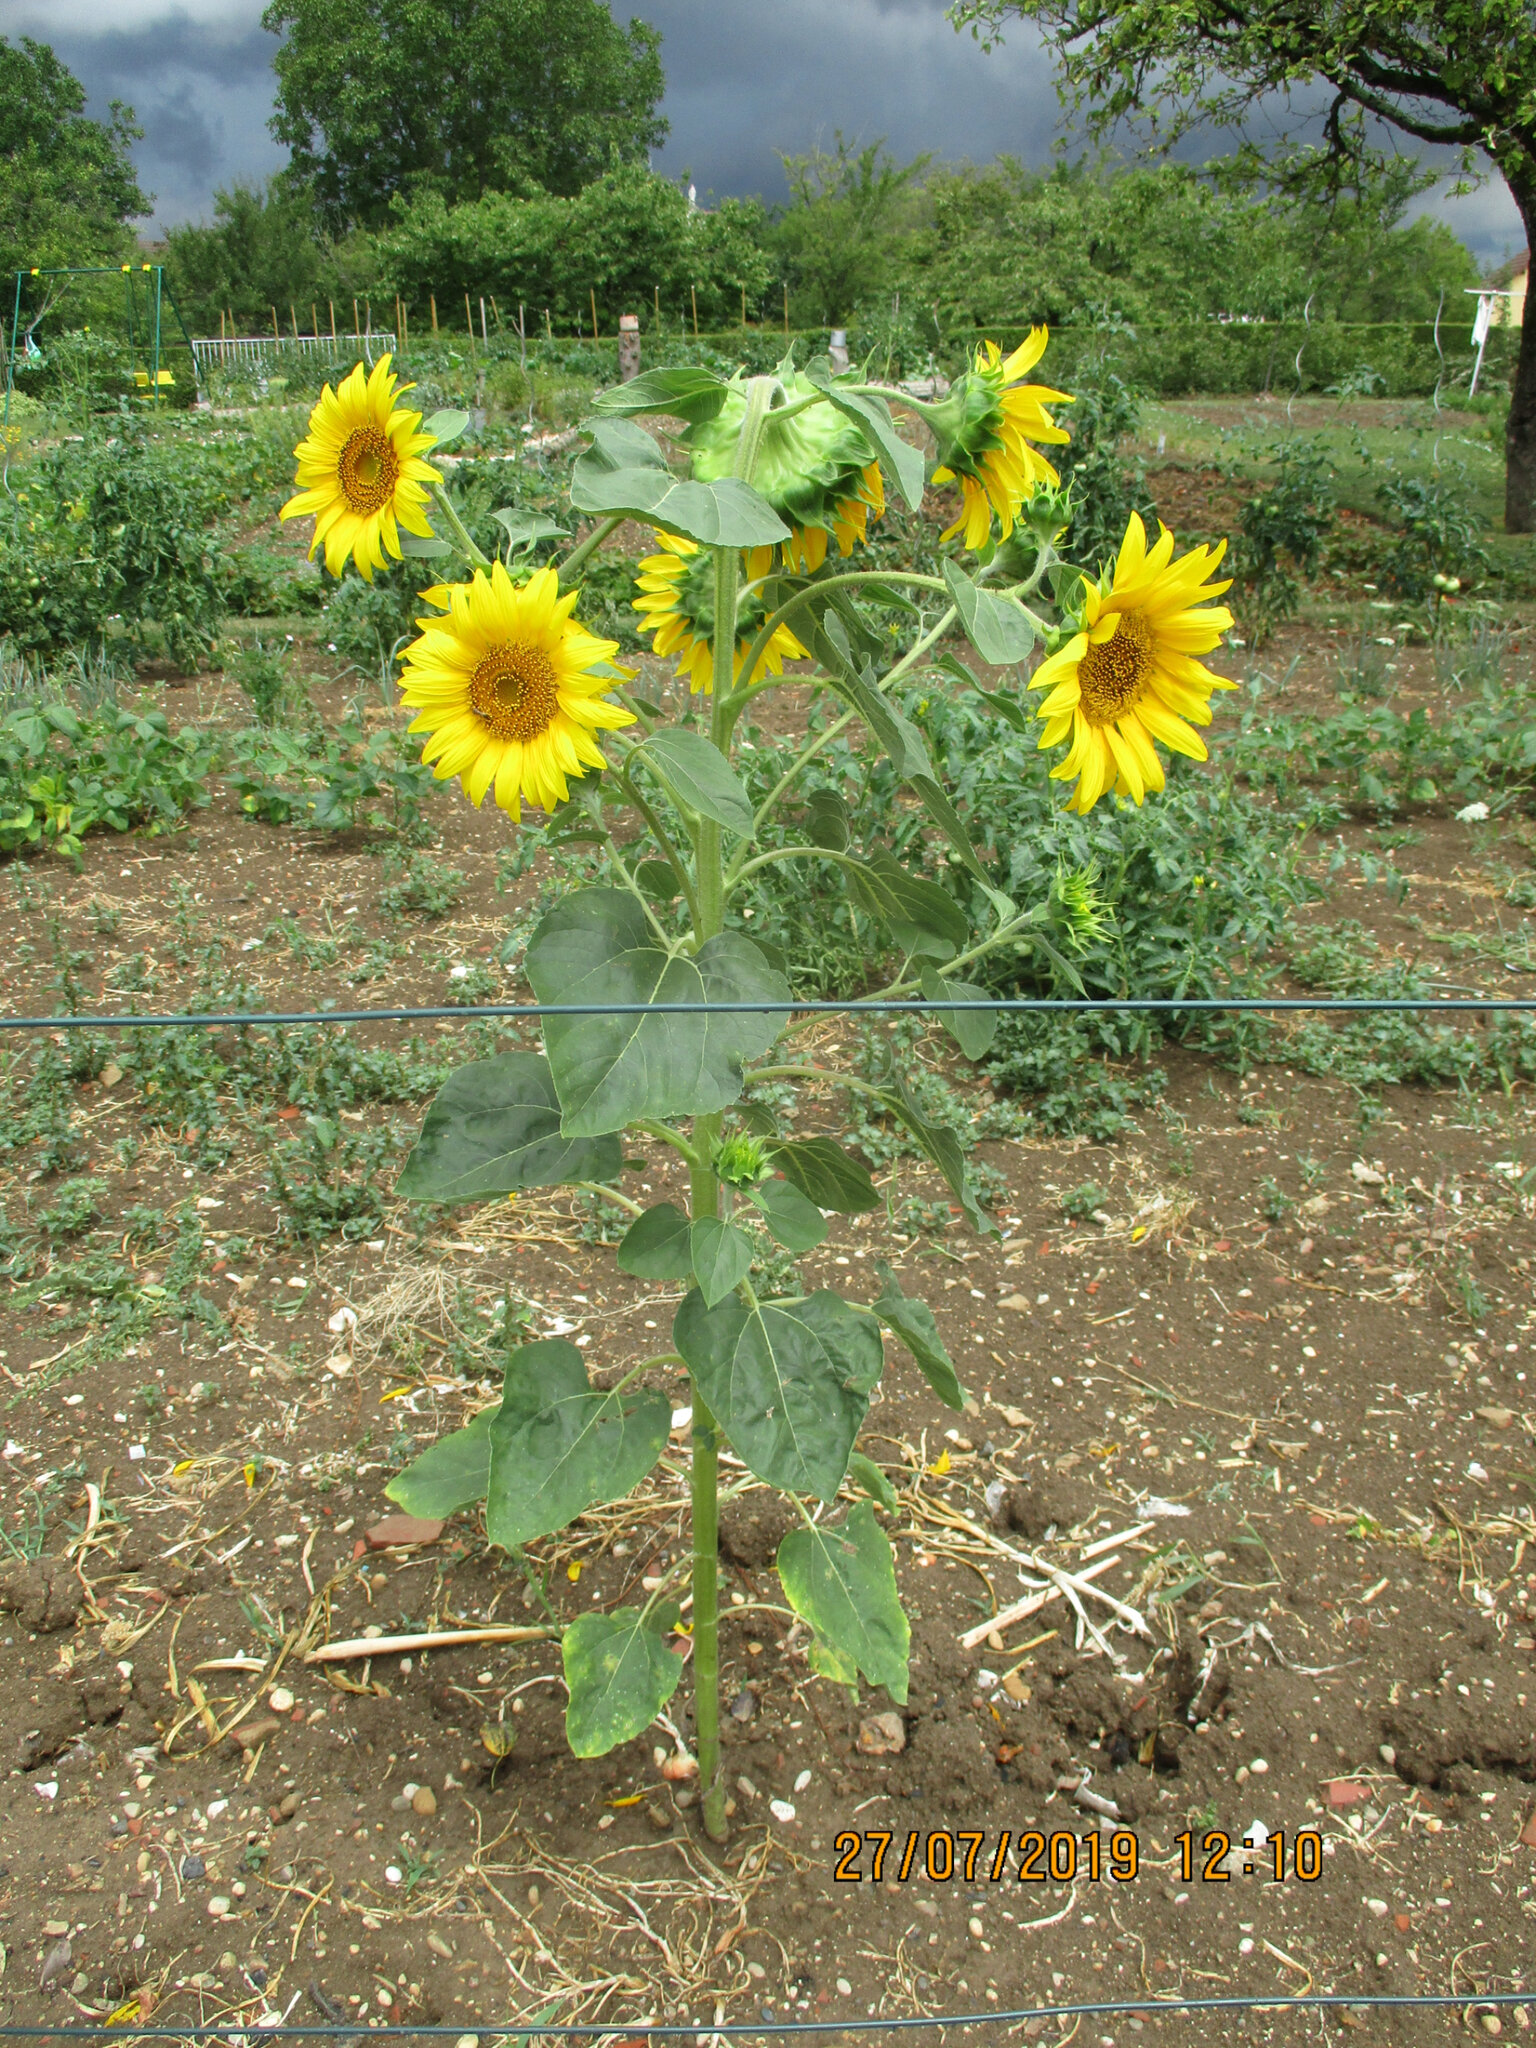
<box><xmin>632</xmin><ymin>531</ymin><xmax>808</xmax><ymax>693</ymax></box>
<box><xmin>928</xmin><ymin>328</ymin><xmax>1072</xmax><ymax>552</ymax></box>
<box><xmin>1029</xmin><ymin>511</ymin><xmax>1235</xmax><ymax>815</ymax></box>
<box><xmin>280</xmin><ymin>354</ymin><xmax>440</xmax><ymax>582</ymax></box>
<box><xmin>398</xmin><ymin>563</ymin><xmax>634</xmax><ymax>820</ymax></box>
<box><xmin>687</xmin><ymin>372</ymin><xmax>884</xmax><ymax>573</ymax></box>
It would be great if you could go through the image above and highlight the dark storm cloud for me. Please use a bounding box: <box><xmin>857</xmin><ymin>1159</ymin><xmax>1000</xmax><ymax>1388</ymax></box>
<box><xmin>9</xmin><ymin>0</ymin><xmax>1522</xmax><ymax>258</ymax></box>
<box><xmin>632</xmin><ymin>0</ymin><xmax>1066</xmax><ymax>200</ymax></box>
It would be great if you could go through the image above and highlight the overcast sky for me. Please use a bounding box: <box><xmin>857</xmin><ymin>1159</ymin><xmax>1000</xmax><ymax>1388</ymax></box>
<box><xmin>10</xmin><ymin>0</ymin><xmax>1524</xmax><ymax>267</ymax></box>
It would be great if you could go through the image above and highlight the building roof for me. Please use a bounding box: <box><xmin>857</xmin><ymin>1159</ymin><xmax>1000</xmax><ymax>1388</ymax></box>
<box><xmin>1486</xmin><ymin>248</ymin><xmax>1529</xmax><ymax>290</ymax></box>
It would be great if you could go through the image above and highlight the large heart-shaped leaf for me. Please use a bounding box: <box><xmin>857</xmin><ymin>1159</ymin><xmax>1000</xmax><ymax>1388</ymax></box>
<box><xmin>766</xmin><ymin>1136</ymin><xmax>879</xmax><ymax>1213</ymax></box>
<box><xmin>485</xmin><ymin>1338</ymin><xmax>669</xmax><ymax>1550</ymax></box>
<box><xmin>571</xmin><ymin>423</ymin><xmax>788</xmax><ymax>548</ymax></box>
<box><xmin>871</xmin><ymin>1263</ymin><xmax>965</xmax><ymax>1410</ymax></box>
<box><xmin>777</xmin><ymin>1502</ymin><xmax>910</xmax><ymax>1702</ymax></box>
<box><xmin>918</xmin><ymin>964</ymin><xmax>996</xmax><ymax>1059</ymax></box>
<box><xmin>942</xmin><ymin>559</ymin><xmax>1038</xmax><ymax>666</ymax></box>
<box><xmin>563</xmin><ymin>1606</ymin><xmax>683</xmax><ymax>1757</ymax></box>
<box><xmin>747</xmin><ymin>1175</ymin><xmax>828</xmax><ymax>1253</ymax></box>
<box><xmin>396</xmin><ymin>1051</ymin><xmax>621</xmax><ymax>1201</ymax></box>
<box><xmin>689</xmin><ymin>1216</ymin><xmax>754</xmax><ymax>1306</ymax></box>
<box><xmin>674</xmin><ymin>1288</ymin><xmax>883</xmax><ymax>1500</ymax></box>
<box><xmin>634</xmin><ymin>730</ymin><xmax>754</xmax><ymax>837</ymax></box>
<box><xmin>385</xmin><ymin>1406</ymin><xmax>497</xmax><ymax>1519</ymax></box>
<box><xmin>527</xmin><ymin>888</ymin><xmax>789</xmax><ymax>1137</ymax></box>
<box><xmin>591</xmin><ymin>367</ymin><xmax>729</xmax><ymax>424</ymax></box>
<box><xmin>615</xmin><ymin>1201</ymin><xmax>693</xmax><ymax>1280</ymax></box>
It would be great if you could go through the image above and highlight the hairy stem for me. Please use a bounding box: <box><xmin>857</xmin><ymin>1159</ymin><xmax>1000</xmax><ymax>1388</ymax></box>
<box><xmin>688</xmin><ymin>1384</ymin><xmax>726</xmax><ymax>1838</ymax></box>
<box><xmin>556</xmin><ymin>513</ymin><xmax>625</xmax><ymax>588</ymax></box>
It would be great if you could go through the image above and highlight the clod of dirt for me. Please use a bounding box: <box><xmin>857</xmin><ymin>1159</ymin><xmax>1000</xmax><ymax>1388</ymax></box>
<box><xmin>365</xmin><ymin>1514</ymin><xmax>445</xmax><ymax>1549</ymax></box>
<box><xmin>0</xmin><ymin>1559</ymin><xmax>84</xmax><ymax>1634</ymax></box>
<box><xmin>993</xmin><ymin>1478</ymin><xmax>1092</xmax><ymax>1543</ymax></box>
<box><xmin>1380</xmin><ymin>1698</ymin><xmax>1536</xmax><ymax>1788</ymax></box>
<box><xmin>856</xmin><ymin>1712</ymin><xmax>906</xmax><ymax>1756</ymax></box>
<box><xmin>79</xmin><ymin>1672</ymin><xmax>130</xmax><ymax>1726</ymax></box>
<box><xmin>718</xmin><ymin>1497</ymin><xmax>794</xmax><ymax>1571</ymax></box>
<box><xmin>17</xmin><ymin>1705</ymin><xmax>86</xmax><ymax>1772</ymax></box>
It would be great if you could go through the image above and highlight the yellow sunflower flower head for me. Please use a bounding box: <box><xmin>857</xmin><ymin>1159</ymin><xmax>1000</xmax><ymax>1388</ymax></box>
<box><xmin>1030</xmin><ymin>512</ymin><xmax>1235</xmax><ymax>816</ymax></box>
<box><xmin>399</xmin><ymin>563</ymin><xmax>634</xmax><ymax>821</ymax></box>
<box><xmin>928</xmin><ymin>328</ymin><xmax>1072</xmax><ymax>552</ymax></box>
<box><xmin>687</xmin><ymin>371</ymin><xmax>884</xmax><ymax>574</ymax></box>
<box><xmin>280</xmin><ymin>354</ymin><xmax>440</xmax><ymax>582</ymax></box>
<box><xmin>632</xmin><ymin>531</ymin><xmax>808</xmax><ymax>693</ymax></box>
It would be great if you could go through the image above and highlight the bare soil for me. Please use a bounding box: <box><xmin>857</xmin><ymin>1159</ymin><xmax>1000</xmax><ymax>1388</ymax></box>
<box><xmin>0</xmin><ymin>648</ymin><xmax>1533</xmax><ymax>2042</ymax></box>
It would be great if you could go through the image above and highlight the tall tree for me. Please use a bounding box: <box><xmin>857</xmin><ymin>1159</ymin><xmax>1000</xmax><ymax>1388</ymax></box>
<box><xmin>0</xmin><ymin>37</ymin><xmax>148</xmax><ymax>276</ymax></box>
<box><xmin>949</xmin><ymin>0</ymin><xmax>1536</xmax><ymax>532</ymax></box>
<box><xmin>262</xmin><ymin>0</ymin><xmax>667</xmax><ymax>229</ymax></box>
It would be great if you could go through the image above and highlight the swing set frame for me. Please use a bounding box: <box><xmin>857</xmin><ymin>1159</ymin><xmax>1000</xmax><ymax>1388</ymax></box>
<box><xmin>2</xmin><ymin>261</ymin><xmax>202</xmax><ymax>431</ymax></box>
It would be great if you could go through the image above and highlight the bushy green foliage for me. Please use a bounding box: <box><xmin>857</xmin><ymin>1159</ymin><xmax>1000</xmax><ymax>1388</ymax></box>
<box><xmin>374</xmin><ymin>165</ymin><xmax>774</xmax><ymax>331</ymax></box>
<box><xmin>896</xmin><ymin>159</ymin><xmax>1479</xmax><ymax>332</ymax></box>
<box><xmin>1235</xmin><ymin>438</ymin><xmax>1338</xmax><ymax>641</ymax></box>
<box><xmin>0</xmin><ymin>38</ymin><xmax>148</xmax><ymax>274</ymax></box>
<box><xmin>0</xmin><ymin>697</ymin><xmax>213</xmax><ymax>860</ymax></box>
<box><xmin>0</xmin><ymin>411</ymin><xmax>298</xmax><ymax>662</ymax></box>
<box><xmin>1229</xmin><ymin>663</ymin><xmax>1536</xmax><ymax>817</ymax></box>
<box><xmin>1373</xmin><ymin>470</ymin><xmax>1490</xmax><ymax>599</ymax></box>
<box><xmin>263</xmin><ymin>0</ymin><xmax>666</xmax><ymax>228</ymax></box>
<box><xmin>227</xmin><ymin>710</ymin><xmax>439</xmax><ymax>836</ymax></box>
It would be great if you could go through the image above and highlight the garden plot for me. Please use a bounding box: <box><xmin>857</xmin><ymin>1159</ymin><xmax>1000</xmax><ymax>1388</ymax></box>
<box><xmin>0</xmin><ymin>638</ymin><xmax>1533</xmax><ymax>2037</ymax></box>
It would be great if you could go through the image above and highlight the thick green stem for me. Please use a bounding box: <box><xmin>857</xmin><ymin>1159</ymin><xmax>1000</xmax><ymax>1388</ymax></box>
<box><xmin>428</xmin><ymin>480</ymin><xmax>493</xmax><ymax>570</ymax></box>
<box><xmin>555</xmin><ymin>513</ymin><xmax>625</xmax><ymax>588</ymax></box>
<box><xmin>688</xmin><ymin>1383</ymin><xmax>726</xmax><ymax>1839</ymax></box>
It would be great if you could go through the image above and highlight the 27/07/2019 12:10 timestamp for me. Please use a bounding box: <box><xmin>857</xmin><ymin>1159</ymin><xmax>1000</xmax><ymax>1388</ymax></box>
<box><xmin>831</xmin><ymin>1828</ymin><xmax>1328</xmax><ymax>1884</ymax></box>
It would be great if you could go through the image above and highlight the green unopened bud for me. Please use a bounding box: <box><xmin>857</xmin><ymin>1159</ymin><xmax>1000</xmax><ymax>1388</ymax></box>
<box><xmin>1051</xmin><ymin>862</ymin><xmax>1112</xmax><ymax>952</ymax></box>
<box><xmin>715</xmin><ymin>1132</ymin><xmax>770</xmax><ymax>1188</ymax></box>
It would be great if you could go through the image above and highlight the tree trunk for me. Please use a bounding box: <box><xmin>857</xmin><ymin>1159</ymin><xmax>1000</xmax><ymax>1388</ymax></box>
<box><xmin>1505</xmin><ymin>170</ymin><xmax>1536</xmax><ymax>535</ymax></box>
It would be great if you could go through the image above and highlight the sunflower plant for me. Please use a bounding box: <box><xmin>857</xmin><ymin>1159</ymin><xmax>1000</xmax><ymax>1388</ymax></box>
<box><xmin>279</xmin><ymin>336</ymin><xmax>1231</xmax><ymax>1839</ymax></box>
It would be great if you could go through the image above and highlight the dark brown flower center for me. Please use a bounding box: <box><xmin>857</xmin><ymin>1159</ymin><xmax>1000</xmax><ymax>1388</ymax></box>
<box><xmin>1078</xmin><ymin>608</ymin><xmax>1151</xmax><ymax>725</ymax></box>
<box><xmin>337</xmin><ymin>426</ymin><xmax>400</xmax><ymax>515</ymax></box>
<box><xmin>468</xmin><ymin>644</ymin><xmax>560</xmax><ymax>743</ymax></box>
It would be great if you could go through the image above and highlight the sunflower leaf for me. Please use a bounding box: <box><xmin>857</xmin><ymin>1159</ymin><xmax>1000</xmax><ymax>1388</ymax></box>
<box><xmin>870</xmin><ymin>1262</ymin><xmax>966</xmax><ymax>1410</ymax></box>
<box><xmin>863</xmin><ymin>1064</ymin><xmax>998</xmax><ymax>1237</ymax></box>
<box><xmin>745</xmin><ymin>1175</ymin><xmax>828</xmax><ymax>1253</ymax></box>
<box><xmin>396</xmin><ymin>1050</ymin><xmax>621</xmax><ymax>1201</ymax></box>
<box><xmin>571</xmin><ymin>427</ymin><xmax>789</xmax><ymax>547</ymax></box>
<box><xmin>397</xmin><ymin>530</ymin><xmax>453</xmax><ymax>559</ymax></box>
<box><xmin>423</xmin><ymin>407</ymin><xmax>472</xmax><ymax>446</ymax></box>
<box><xmin>918</xmin><ymin>964</ymin><xmax>997</xmax><ymax>1059</ymax></box>
<box><xmin>765</xmin><ymin>1136</ymin><xmax>879</xmax><ymax>1212</ymax></box>
<box><xmin>941</xmin><ymin>560</ymin><xmax>1037</xmax><ymax>666</ymax></box>
<box><xmin>563</xmin><ymin>1606</ymin><xmax>684</xmax><ymax>1758</ymax></box>
<box><xmin>689</xmin><ymin>1216</ymin><xmax>755</xmax><ymax>1307</ymax></box>
<box><xmin>527</xmin><ymin>887</ymin><xmax>789</xmax><ymax>1136</ymax></box>
<box><xmin>803</xmin><ymin>370</ymin><xmax>926</xmax><ymax>512</ymax></box>
<box><xmin>633</xmin><ymin>730</ymin><xmax>754</xmax><ymax>836</ymax></box>
<box><xmin>615</xmin><ymin>1202</ymin><xmax>693</xmax><ymax>1280</ymax></box>
<box><xmin>486</xmin><ymin>1338</ymin><xmax>671</xmax><ymax>1550</ymax></box>
<box><xmin>592</xmin><ymin>367</ymin><xmax>730</xmax><ymax>424</ymax></box>
<box><xmin>926</xmin><ymin>648</ymin><xmax>1032</xmax><ymax>731</ymax></box>
<box><xmin>674</xmin><ymin>1287</ymin><xmax>884</xmax><ymax>1500</ymax></box>
<box><xmin>385</xmin><ymin>1406</ymin><xmax>498</xmax><ymax>1519</ymax></box>
<box><xmin>776</xmin><ymin>1502</ymin><xmax>910</xmax><ymax>1702</ymax></box>
<box><xmin>846</xmin><ymin>1449</ymin><xmax>899</xmax><ymax>1511</ymax></box>
<box><xmin>493</xmin><ymin>508</ymin><xmax>570</xmax><ymax>553</ymax></box>
<box><xmin>843</xmin><ymin>849</ymin><xmax>968</xmax><ymax>961</ymax></box>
